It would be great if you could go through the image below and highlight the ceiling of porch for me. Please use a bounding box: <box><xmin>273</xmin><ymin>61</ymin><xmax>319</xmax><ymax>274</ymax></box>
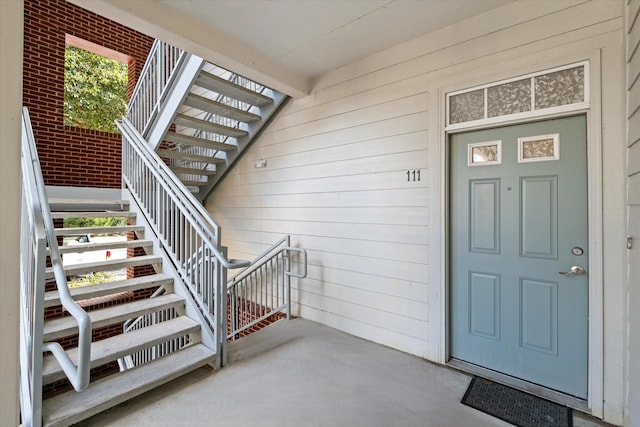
<box><xmin>70</xmin><ymin>0</ymin><xmax>516</xmax><ymax>96</ymax></box>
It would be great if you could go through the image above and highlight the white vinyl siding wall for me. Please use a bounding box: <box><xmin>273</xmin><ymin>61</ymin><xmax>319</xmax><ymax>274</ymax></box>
<box><xmin>626</xmin><ymin>0</ymin><xmax>640</xmax><ymax>425</ymax></box>
<box><xmin>207</xmin><ymin>1</ymin><xmax>626</xmax><ymax>420</ymax></box>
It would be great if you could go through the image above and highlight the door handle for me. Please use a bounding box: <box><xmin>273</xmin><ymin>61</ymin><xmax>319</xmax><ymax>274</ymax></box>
<box><xmin>559</xmin><ymin>265</ymin><xmax>586</xmax><ymax>276</ymax></box>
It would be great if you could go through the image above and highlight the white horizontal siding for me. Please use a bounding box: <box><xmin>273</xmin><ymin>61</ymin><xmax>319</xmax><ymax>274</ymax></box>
<box><xmin>207</xmin><ymin>0</ymin><xmax>623</xmax><ymax>362</ymax></box>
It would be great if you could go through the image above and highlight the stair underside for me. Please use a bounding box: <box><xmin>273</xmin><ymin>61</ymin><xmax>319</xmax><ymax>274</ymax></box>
<box><xmin>164</xmin><ymin>131</ymin><xmax>236</xmax><ymax>151</ymax></box>
<box><xmin>43</xmin><ymin>293</ymin><xmax>184</xmax><ymax>341</ymax></box>
<box><xmin>45</xmin><ymin>254</ymin><xmax>161</xmax><ymax>279</ymax></box>
<box><xmin>42</xmin><ymin>316</ymin><xmax>200</xmax><ymax>384</ymax></box>
<box><xmin>174</xmin><ymin>113</ymin><xmax>248</xmax><ymax>138</ymax></box>
<box><xmin>42</xmin><ymin>343</ymin><xmax>215</xmax><ymax>427</ymax></box>
<box><xmin>158</xmin><ymin>149</ymin><xmax>225</xmax><ymax>164</ymax></box>
<box><xmin>44</xmin><ymin>273</ymin><xmax>173</xmax><ymax>308</ymax></box>
<box><xmin>183</xmin><ymin>93</ymin><xmax>261</xmax><ymax>123</ymax></box>
<box><xmin>169</xmin><ymin>165</ymin><xmax>217</xmax><ymax>176</ymax></box>
<box><xmin>195</xmin><ymin>70</ymin><xmax>272</xmax><ymax>107</ymax></box>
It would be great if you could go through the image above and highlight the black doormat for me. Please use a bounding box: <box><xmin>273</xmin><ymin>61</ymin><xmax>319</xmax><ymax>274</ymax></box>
<box><xmin>461</xmin><ymin>377</ymin><xmax>572</xmax><ymax>427</ymax></box>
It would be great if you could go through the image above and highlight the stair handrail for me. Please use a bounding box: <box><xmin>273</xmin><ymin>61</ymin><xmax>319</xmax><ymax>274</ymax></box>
<box><xmin>119</xmin><ymin>117</ymin><xmax>247</xmax><ymax>270</ymax></box>
<box><xmin>119</xmin><ymin>117</ymin><xmax>249</xmax><ymax>350</ymax></box>
<box><xmin>227</xmin><ymin>235</ymin><xmax>307</xmax><ymax>340</ymax></box>
<box><xmin>20</xmin><ymin>107</ymin><xmax>92</xmax><ymax>393</ymax></box>
<box><xmin>128</xmin><ymin>39</ymin><xmax>187</xmax><ymax>138</ymax></box>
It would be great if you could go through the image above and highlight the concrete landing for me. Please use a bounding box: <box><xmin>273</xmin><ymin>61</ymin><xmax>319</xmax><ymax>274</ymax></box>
<box><xmin>76</xmin><ymin>318</ymin><xmax>609</xmax><ymax>427</ymax></box>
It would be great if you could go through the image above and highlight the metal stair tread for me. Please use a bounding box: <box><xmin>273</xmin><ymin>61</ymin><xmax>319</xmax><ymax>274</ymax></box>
<box><xmin>164</xmin><ymin>131</ymin><xmax>236</xmax><ymax>151</ymax></box>
<box><xmin>183</xmin><ymin>93</ymin><xmax>261</xmax><ymax>123</ymax></box>
<box><xmin>45</xmin><ymin>254</ymin><xmax>162</xmax><ymax>279</ymax></box>
<box><xmin>44</xmin><ymin>273</ymin><xmax>173</xmax><ymax>308</ymax></box>
<box><xmin>43</xmin><ymin>293</ymin><xmax>185</xmax><ymax>341</ymax></box>
<box><xmin>53</xmin><ymin>239</ymin><xmax>153</xmax><ymax>255</ymax></box>
<box><xmin>54</xmin><ymin>225</ymin><xmax>144</xmax><ymax>236</ymax></box>
<box><xmin>157</xmin><ymin>149</ymin><xmax>225</xmax><ymax>164</ymax></box>
<box><xmin>195</xmin><ymin>70</ymin><xmax>273</xmax><ymax>106</ymax></box>
<box><xmin>174</xmin><ymin>113</ymin><xmax>248</xmax><ymax>138</ymax></box>
<box><xmin>169</xmin><ymin>165</ymin><xmax>217</xmax><ymax>176</ymax></box>
<box><xmin>180</xmin><ymin>180</ymin><xmax>207</xmax><ymax>187</ymax></box>
<box><xmin>48</xmin><ymin>199</ymin><xmax>130</xmax><ymax>211</ymax></box>
<box><xmin>51</xmin><ymin>211</ymin><xmax>137</xmax><ymax>219</ymax></box>
<box><xmin>41</xmin><ymin>343</ymin><xmax>215</xmax><ymax>427</ymax></box>
<box><xmin>42</xmin><ymin>316</ymin><xmax>201</xmax><ymax>385</ymax></box>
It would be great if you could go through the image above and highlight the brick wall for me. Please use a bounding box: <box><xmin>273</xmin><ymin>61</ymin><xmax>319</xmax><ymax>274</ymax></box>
<box><xmin>23</xmin><ymin>0</ymin><xmax>154</xmax><ymax>188</ymax></box>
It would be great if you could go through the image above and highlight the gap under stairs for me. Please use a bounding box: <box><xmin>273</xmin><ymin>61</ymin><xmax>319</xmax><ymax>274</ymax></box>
<box><xmin>41</xmin><ymin>197</ymin><xmax>215</xmax><ymax>427</ymax></box>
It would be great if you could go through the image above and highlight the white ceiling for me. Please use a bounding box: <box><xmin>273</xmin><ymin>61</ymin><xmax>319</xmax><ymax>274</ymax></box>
<box><xmin>71</xmin><ymin>0</ymin><xmax>516</xmax><ymax>96</ymax></box>
<box><xmin>160</xmin><ymin>0</ymin><xmax>514</xmax><ymax>79</ymax></box>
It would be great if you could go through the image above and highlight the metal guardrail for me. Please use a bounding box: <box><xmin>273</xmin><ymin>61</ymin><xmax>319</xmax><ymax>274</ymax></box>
<box><xmin>20</xmin><ymin>107</ymin><xmax>92</xmax><ymax>427</ymax></box>
<box><xmin>119</xmin><ymin>117</ymin><xmax>249</xmax><ymax>354</ymax></box>
<box><xmin>127</xmin><ymin>40</ymin><xmax>186</xmax><ymax>138</ymax></box>
<box><xmin>227</xmin><ymin>236</ymin><xmax>307</xmax><ymax>340</ymax></box>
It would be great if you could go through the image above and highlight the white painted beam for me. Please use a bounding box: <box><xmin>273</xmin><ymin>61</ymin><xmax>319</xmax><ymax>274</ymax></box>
<box><xmin>0</xmin><ymin>1</ymin><xmax>23</xmax><ymax>425</ymax></box>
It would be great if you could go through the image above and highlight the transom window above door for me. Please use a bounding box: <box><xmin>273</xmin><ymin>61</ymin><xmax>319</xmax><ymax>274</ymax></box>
<box><xmin>446</xmin><ymin>62</ymin><xmax>589</xmax><ymax>131</ymax></box>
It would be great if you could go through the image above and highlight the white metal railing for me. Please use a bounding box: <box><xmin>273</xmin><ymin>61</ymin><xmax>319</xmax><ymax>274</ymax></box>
<box><xmin>20</xmin><ymin>108</ymin><xmax>92</xmax><ymax>427</ymax></box>
<box><xmin>127</xmin><ymin>40</ymin><xmax>186</xmax><ymax>137</ymax></box>
<box><xmin>119</xmin><ymin>117</ymin><xmax>249</xmax><ymax>352</ymax></box>
<box><xmin>227</xmin><ymin>236</ymin><xmax>307</xmax><ymax>340</ymax></box>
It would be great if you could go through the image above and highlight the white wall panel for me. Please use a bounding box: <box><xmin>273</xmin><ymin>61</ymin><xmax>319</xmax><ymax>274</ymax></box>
<box><xmin>207</xmin><ymin>1</ymin><xmax>626</xmax><ymax>420</ymax></box>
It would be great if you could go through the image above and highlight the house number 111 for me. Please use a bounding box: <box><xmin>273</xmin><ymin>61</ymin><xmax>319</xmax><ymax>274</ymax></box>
<box><xmin>406</xmin><ymin>170</ymin><xmax>421</xmax><ymax>182</ymax></box>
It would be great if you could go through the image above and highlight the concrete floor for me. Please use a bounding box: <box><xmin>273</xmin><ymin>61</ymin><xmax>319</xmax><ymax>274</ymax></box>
<box><xmin>77</xmin><ymin>318</ymin><xmax>610</xmax><ymax>427</ymax></box>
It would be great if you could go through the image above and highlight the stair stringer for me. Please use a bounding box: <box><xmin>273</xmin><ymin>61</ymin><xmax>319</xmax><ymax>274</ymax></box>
<box><xmin>120</xmin><ymin>187</ymin><xmax>222</xmax><ymax>367</ymax></box>
<box><xmin>197</xmin><ymin>90</ymin><xmax>290</xmax><ymax>202</ymax></box>
<box><xmin>147</xmin><ymin>54</ymin><xmax>206</xmax><ymax>150</ymax></box>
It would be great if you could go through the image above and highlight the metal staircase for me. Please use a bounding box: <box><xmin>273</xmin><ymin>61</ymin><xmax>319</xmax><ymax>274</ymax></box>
<box><xmin>40</xmin><ymin>198</ymin><xmax>215</xmax><ymax>426</ymax></box>
<box><xmin>19</xmin><ymin>40</ymin><xmax>299</xmax><ymax>427</ymax></box>
<box><xmin>128</xmin><ymin>41</ymin><xmax>288</xmax><ymax>202</ymax></box>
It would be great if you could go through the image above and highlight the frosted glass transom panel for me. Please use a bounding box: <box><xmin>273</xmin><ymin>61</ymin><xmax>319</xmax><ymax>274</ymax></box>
<box><xmin>447</xmin><ymin>62</ymin><xmax>587</xmax><ymax>128</ymax></box>
<box><xmin>535</xmin><ymin>67</ymin><xmax>584</xmax><ymax>109</ymax></box>
<box><xmin>449</xmin><ymin>89</ymin><xmax>484</xmax><ymax>124</ymax></box>
<box><xmin>487</xmin><ymin>78</ymin><xmax>531</xmax><ymax>117</ymax></box>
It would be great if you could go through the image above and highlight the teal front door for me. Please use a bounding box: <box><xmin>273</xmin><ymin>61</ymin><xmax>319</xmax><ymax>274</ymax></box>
<box><xmin>450</xmin><ymin>116</ymin><xmax>588</xmax><ymax>398</ymax></box>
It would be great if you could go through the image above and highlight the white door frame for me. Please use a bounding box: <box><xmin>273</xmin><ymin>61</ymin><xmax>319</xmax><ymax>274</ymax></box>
<box><xmin>426</xmin><ymin>49</ymin><xmax>604</xmax><ymax>417</ymax></box>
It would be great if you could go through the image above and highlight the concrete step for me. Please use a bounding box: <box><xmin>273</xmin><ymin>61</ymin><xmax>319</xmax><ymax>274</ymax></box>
<box><xmin>158</xmin><ymin>149</ymin><xmax>225</xmax><ymax>164</ymax></box>
<box><xmin>43</xmin><ymin>293</ymin><xmax>185</xmax><ymax>341</ymax></box>
<box><xmin>51</xmin><ymin>211</ymin><xmax>137</xmax><ymax>219</ymax></box>
<box><xmin>44</xmin><ymin>273</ymin><xmax>173</xmax><ymax>308</ymax></box>
<box><xmin>45</xmin><ymin>254</ymin><xmax>162</xmax><ymax>279</ymax></box>
<box><xmin>195</xmin><ymin>70</ymin><xmax>273</xmax><ymax>107</ymax></box>
<box><xmin>54</xmin><ymin>225</ymin><xmax>144</xmax><ymax>236</ymax></box>
<box><xmin>48</xmin><ymin>198</ymin><xmax>129</xmax><ymax>212</ymax></box>
<box><xmin>42</xmin><ymin>343</ymin><xmax>215</xmax><ymax>427</ymax></box>
<box><xmin>42</xmin><ymin>316</ymin><xmax>201</xmax><ymax>385</ymax></box>
<box><xmin>164</xmin><ymin>131</ymin><xmax>236</xmax><ymax>151</ymax></box>
<box><xmin>174</xmin><ymin>113</ymin><xmax>248</xmax><ymax>138</ymax></box>
<box><xmin>183</xmin><ymin>93</ymin><xmax>261</xmax><ymax>123</ymax></box>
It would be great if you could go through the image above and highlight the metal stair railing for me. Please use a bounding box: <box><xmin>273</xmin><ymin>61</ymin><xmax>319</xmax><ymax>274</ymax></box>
<box><xmin>227</xmin><ymin>235</ymin><xmax>307</xmax><ymax>340</ymax></box>
<box><xmin>118</xmin><ymin>117</ymin><xmax>250</xmax><ymax>357</ymax></box>
<box><xmin>127</xmin><ymin>40</ymin><xmax>186</xmax><ymax>138</ymax></box>
<box><xmin>20</xmin><ymin>107</ymin><xmax>92</xmax><ymax>427</ymax></box>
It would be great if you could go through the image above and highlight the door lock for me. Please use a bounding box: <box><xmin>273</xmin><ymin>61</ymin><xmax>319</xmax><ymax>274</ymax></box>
<box><xmin>559</xmin><ymin>265</ymin><xmax>586</xmax><ymax>276</ymax></box>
